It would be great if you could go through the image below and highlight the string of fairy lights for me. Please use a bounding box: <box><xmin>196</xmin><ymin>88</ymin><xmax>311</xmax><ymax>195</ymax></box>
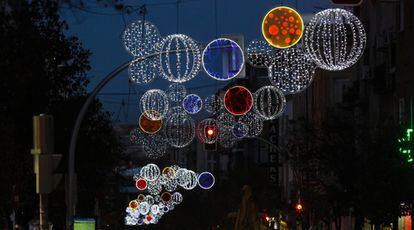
<box><xmin>121</xmin><ymin>5</ymin><xmax>366</xmax><ymax>226</ymax></box>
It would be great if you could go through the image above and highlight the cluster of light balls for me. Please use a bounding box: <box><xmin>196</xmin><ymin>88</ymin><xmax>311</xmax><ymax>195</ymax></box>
<box><xmin>125</xmin><ymin>164</ymin><xmax>215</xmax><ymax>225</ymax></box>
<box><xmin>124</xmin><ymin>7</ymin><xmax>366</xmax><ymax>156</ymax></box>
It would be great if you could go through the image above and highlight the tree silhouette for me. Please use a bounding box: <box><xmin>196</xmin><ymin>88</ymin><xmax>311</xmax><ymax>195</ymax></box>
<box><xmin>0</xmin><ymin>0</ymin><xmax>123</xmax><ymax>228</ymax></box>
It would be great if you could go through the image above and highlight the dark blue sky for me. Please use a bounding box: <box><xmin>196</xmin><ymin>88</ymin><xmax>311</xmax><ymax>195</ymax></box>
<box><xmin>62</xmin><ymin>0</ymin><xmax>335</xmax><ymax>123</ymax></box>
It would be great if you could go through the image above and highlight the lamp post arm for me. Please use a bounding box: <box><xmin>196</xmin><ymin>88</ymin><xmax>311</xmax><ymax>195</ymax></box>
<box><xmin>66</xmin><ymin>48</ymin><xmax>196</xmax><ymax>229</ymax></box>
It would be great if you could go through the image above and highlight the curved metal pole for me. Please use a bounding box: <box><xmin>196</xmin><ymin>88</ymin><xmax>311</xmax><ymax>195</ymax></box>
<box><xmin>66</xmin><ymin>59</ymin><xmax>131</xmax><ymax>229</ymax></box>
<box><xmin>66</xmin><ymin>49</ymin><xmax>194</xmax><ymax>229</ymax></box>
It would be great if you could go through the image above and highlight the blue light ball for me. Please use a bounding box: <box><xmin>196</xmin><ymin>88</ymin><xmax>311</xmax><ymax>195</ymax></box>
<box><xmin>202</xmin><ymin>38</ymin><xmax>245</xmax><ymax>81</ymax></box>
<box><xmin>197</xmin><ymin>172</ymin><xmax>215</xmax><ymax>190</ymax></box>
<box><xmin>182</xmin><ymin>94</ymin><xmax>202</xmax><ymax>114</ymax></box>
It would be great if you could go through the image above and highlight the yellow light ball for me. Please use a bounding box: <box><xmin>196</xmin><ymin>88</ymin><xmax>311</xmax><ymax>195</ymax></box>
<box><xmin>262</xmin><ymin>6</ymin><xmax>304</xmax><ymax>49</ymax></box>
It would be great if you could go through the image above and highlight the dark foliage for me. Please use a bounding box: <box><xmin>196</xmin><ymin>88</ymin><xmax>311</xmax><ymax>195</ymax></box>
<box><xmin>0</xmin><ymin>0</ymin><xmax>122</xmax><ymax>227</ymax></box>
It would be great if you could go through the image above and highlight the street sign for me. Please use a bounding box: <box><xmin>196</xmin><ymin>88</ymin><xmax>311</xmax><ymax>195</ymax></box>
<box><xmin>74</xmin><ymin>218</ymin><xmax>96</xmax><ymax>230</ymax></box>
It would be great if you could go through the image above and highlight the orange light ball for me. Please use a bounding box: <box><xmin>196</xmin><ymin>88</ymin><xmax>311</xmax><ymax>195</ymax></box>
<box><xmin>139</xmin><ymin>110</ymin><xmax>163</xmax><ymax>134</ymax></box>
<box><xmin>262</xmin><ymin>6</ymin><xmax>304</xmax><ymax>48</ymax></box>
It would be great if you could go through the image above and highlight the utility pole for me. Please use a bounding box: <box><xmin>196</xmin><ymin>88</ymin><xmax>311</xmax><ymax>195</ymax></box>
<box><xmin>31</xmin><ymin>114</ymin><xmax>62</xmax><ymax>230</ymax></box>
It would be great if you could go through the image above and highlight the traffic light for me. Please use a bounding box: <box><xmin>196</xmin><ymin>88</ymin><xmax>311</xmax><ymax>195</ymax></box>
<box><xmin>31</xmin><ymin>115</ymin><xmax>62</xmax><ymax>194</ymax></box>
<box><xmin>398</xmin><ymin>128</ymin><xmax>413</xmax><ymax>164</ymax></box>
<box><xmin>295</xmin><ymin>203</ymin><xmax>303</xmax><ymax>213</ymax></box>
<box><xmin>330</xmin><ymin>0</ymin><xmax>363</xmax><ymax>6</ymax></box>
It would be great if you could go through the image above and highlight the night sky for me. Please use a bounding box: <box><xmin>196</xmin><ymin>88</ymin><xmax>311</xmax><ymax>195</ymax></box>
<box><xmin>62</xmin><ymin>0</ymin><xmax>336</xmax><ymax>123</ymax></box>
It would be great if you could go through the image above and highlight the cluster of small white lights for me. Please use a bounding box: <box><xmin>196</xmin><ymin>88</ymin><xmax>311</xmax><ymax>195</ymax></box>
<box><xmin>246</xmin><ymin>39</ymin><xmax>277</xmax><ymax>68</ymax></box>
<box><xmin>139</xmin><ymin>89</ymin><xmax>169</xmax><ymax>120</ymax></box>
<box><xmin>129</xmin><ymin>128</ymin><xmax>167</xmax><ymax>159</ymax></box>
<box><xmin>123</xmin><ymin>20</ymin><xmax>161</xmax><ymax>57</ymax></box>
<box><xmin>158</xmin><ymin>34</ymin><xmax>202</xmax><ymax>83</ymax></box>
<box><xmin>164</xmin><ymin>112</ymin><xmax>195</xmax><ymax>148</ymax></box>
<box><xmin>268</xmin><ymin>47</ymin><xmax>316</xmax><ymax>94</ymax></box>
<box><xmin>254</xmin><ymin>85</ymin><xmax>286</xmax><ymax>120</ymax></box>
<box><xmin>126</xmin><ymin>164</ymin><xmax>215</xmax><ymax>226</ymax></box>
<box><xmin>128</xmin><ymin>57</ymin><xmax>159</xmax><ymax>84</ymax></box>
<box><xmin>204</xmin><ymin>94</ymin><xmax>223</xmax><ymax>114</ymax></box>
<box><xmin>238</xmin><ymin>112</ymin><xmax>264</xmax><ymax>137</ymax></box>
<box><xmin>304</xmin><ymin>8</ymin><xmax>366</xmax><ymax>71</ymax></box>
<box><xmin>166</xmin><ymin>83</ymin><xmax>187</xmax><ymax>103</ymax></box>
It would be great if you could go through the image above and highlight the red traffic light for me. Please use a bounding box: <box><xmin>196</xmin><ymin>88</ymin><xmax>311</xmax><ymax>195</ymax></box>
<box><xmin>295</xmin><ymin>203</ymin><xmax>303</xmax><ymax>212</ymax></box>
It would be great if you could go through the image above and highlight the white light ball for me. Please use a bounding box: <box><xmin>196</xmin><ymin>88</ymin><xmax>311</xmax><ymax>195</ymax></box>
<box><xmin>304</xmin><ymin>8</ymin><xmax>366</xmax><ymax>71</ymax></box>
<box><xmin>157</xmin><ymin>34</ymin><xmax>202</xmax><ymax>83</ymax></box>
<box><xmin>140</xmin><ymin>89</ymin><xmax>169</xmax><ymax>120</ymax></box>
<box><xmin>239</xmin><ymin>112</ymin><xmax>264</xmax><ymax>137</ymax></box>
<box><xmin>254</xmin><ymin>85</ymin><xmax>286</xmax><ymax>120</ymax></box>
<box><xmin>204</xmin><ymin>94</ymin><xmax>223</xmax><ymax>114</ymax></box>
<box><xmin>138</xmin><ymin>201</ymin><xmax>150</xmax><ymax>215</ymax></box>
<box><xmin>128</xmin><ymin>57</ymin><xmax>159</xmax><ymax>84</ymax></box>
<box><xmin>140</xmin><ymin>164</ymin><xmax>160</xmax><ymax>182</ymax></box>
<box><xmin>147</xmin><ymin>181</ymin><xmax>162</xmax><ymax>195</ymax></box>
<box><xmin>268</xmin><ymin>48</ymin><xmax>316</xmax><ymax>94</ymax></box>
<box><xmin>143</xmin><ymin>134</ymin><xmax>167</xmax><ymax>159</ymax></box>
<box><xmin>175</xmin><ymin>168</ymin><xmax>191</xmax><ymax>187</ymax></box>
<box><xmin>246</xmin><ymin>39</ymin><xmax>277</xmax><ymax>68</ymax></box>
<box><xmin>166</xmin><ymin>83</ymin><xmax>187</xmax><ymax>102</ymax></box>
<box><xmin>171</xmin><ymin>192</ymin><xmax>183</xmax><ymax>205</ymax></box>
<box><xmin>181</xmin><ymin>170</ymin><xmax>198</xmax><ymax>190</ymax></box>
<box><xmin>164</xmin><ymin>112</ymin><xmax>195</xmax><ymax>148</ymax></box>
<box><xmin>123</xmin><ymin>20</ymin><xmax>161</xmax><ymax>57</ymax></box>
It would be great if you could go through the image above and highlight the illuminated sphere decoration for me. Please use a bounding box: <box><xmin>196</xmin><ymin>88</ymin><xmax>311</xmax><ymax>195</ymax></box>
<box><xmin>140</xmin><ymin>89</ymin><xmax>169</xmax><ymax>120</ymax></box>
<box><xmin>162</xmin><ymin>167</ymin><xmax>175</xmax><ymax>180</ymax></box>
<box><xmin>147</xmin><ymin>181</ymin><xmax>162</xmax><ymax>195</ymax></box>
<box><xmin>136</xmin><ymin>178</ymin><xmax>148</xmax><ymax>191</ymax></box>
<box><xmin>232</xmin><ymin>122</ymin><xmax>249</xmax><ymax>139</ymax></box>
<box><xmin>163</xmin><ymin>179</ymin><xmax>178</xmax><ymax>192</ymax></box>
<box><xmin>129</xmin><ymin>200</ymin><xmax>139</xmax><ymax>210</ymax></box>
<box><xmin>175</xmin><ymin>168</ymin><xmax>189</xmax><ymax>187</ymax></box>
<box><xmin>246</xmin><ymin>39</ymin><xmax>277</xmax><ymax>67</ymax></box>
<box><xmin>166</xmin><ymin>83</ymin><xmax>187</xmax><ymax>103</ymax></box>
<box><xmin>140</xmin><ymin>164</ymin><xmax>161</xmax><ymax>182</ymax></box>
<box><xmin>139</xmin><ymin>201</ymin><xmax>150</xmax><ymax>215</ymax></box>
<box><xmin>224</xmin><ymin>86</ymin><xmax>253</xmax><ymax>116</ymax></box>
<box><xmin>262</xmin><ymin>6</ymin><xmax>304</xmax><ymax>49</ymax></box>
<box><xmin>217</xmin><ymin>111</ymin><xmax>236</xmax><ymax>131</ymax></box>
<box><xmin>123</xmin><ymin>20</ymin><xmax>161</xmax><ymax>57</ymax></box>
<box><xmin>218</xmin><ymin>128</ymin><xmax>237</xmax><ymax>149</ymax></box>
<box><xmin>128</xmin><ymin>57</ymin><xmax>159</xmax><ymax>84</ymax></box>
<box><xmin>304</xmin><ymin>8</ymin><xmax>366</xmax><ymax>71</ymax></box>
<box><xmin>204</xmin><ymin>94</ymin><xmax>223</xmax><ymax>114</ymax></box>
<box><xmin>181</xmin><ymin>170</ymin><xmax>198</xmax><ymax>190</ymax></box>
<box><xmin>268</xmin><ymin>47</ymin><xmax>316</xmax><ymax>94</ymax></box>
<box><xmin>161</xmin><ymin>192</ymin><xmax>172</xmax><ymax>203</ymax></box>
<box><xmin>157</xmin><ymin>34</ymin><xmax>202</xmax><ymax>83</ymax></box>
<box><xmin>253</xmin><ymin>85</ymin><xmax>286</xmax><ymax>120</ymax></box>
<box><xmin>182</xmin><ymin>94</ymin><xmax>203</xmax><ymax>114</ymax></box>
<box><xmin>196</xmin><ymin>118</ymin><xmax>218</xmax><ymax>144</ymax></box>
<box><xmin>139</xmin><ymin>111</ymin><xmax>163</xmax><ymax>134</ymax></box>
<box><xmin>164</xmin><ymin>112</ymin><xmax>195</xmax><ymax>148</ymax></box>
<box><xmin>130</xmin><ymin>128</ymin><xmax>146</xmax><ymax>145</ymax></box>
<box><xmin>202</xmin><ymin>38</ymin><xmax>245</xmax><ymax>81</ymax></box>
<box><xmin>171</xmin><ymin>192</ymin><xmax>183</xmax><ymax>205</ymax></box>
<box><xmin>239</xmin><ymin>112</ymin><xmax>264</xmax><ymax>137</ymax></box>
<box><xmin>198</xmin><ymin>172</ymin><xmax>215</xmax><ymax>190</ymax></box>
<box><xmin>143</xmin><ymin>134</ymin><xmax>167</xmax><ymax>159</ymax></box>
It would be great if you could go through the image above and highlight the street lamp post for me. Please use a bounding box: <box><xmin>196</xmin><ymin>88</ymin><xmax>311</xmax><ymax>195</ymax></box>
<box><xmin>66</xmin><ymin>49</ymin><xmax>195</xmax><ymax>229</ymax></box>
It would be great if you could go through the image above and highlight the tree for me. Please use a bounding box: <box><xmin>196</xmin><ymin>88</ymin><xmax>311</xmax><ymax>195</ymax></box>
<box><xmin>284</xmin><ymin>94</ymin><xmax>414</xmax><ymax>229</ymax></box>
<box><xmin>0</xmin><ymin>0</ymin><xmax>123</xmax><ymax>228</ymax></box>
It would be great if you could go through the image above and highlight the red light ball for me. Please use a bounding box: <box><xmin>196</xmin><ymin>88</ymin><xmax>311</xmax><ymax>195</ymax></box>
<box><xmin>224</xmin><ymin>86</ymin><xmax>253</xmax><ymax>115</ymax></box>
<box><xmin>135</xmin><ymin>178</ymin><xmax>147</xmax><ymax>190</ymax></box>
